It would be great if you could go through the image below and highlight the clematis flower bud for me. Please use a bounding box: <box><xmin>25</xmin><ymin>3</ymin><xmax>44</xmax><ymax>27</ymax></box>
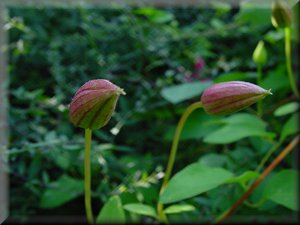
<box><xmin>201</xmin><ymin>81</ymin><xmax>272</xmax><ymax>116</ymax></box>
<box><xmin>271</xmin><ymin>0</ymin><xmax>292</xmax><ymax>28</ymax></box>
<box><xmin>253</xmin><ymin>41</ymin><xmax>267</xmax><ymax>66</ymax></box>
<box><xmin>69</xmin><ymin>79</ymin><xmax>125</xmax><ymax>129</ymax></box>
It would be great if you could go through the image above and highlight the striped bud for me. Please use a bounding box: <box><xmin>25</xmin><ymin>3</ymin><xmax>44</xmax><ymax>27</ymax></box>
<box><xmin>253</xmin><ymin>41</ymin><xmax>267</xmax><ymax>66</ymax></box>
<box><xmin>201</xmin><ymin>81</ymin><xmax>272</xmax><ymax>116</ymax></box>
<box><xmin>271</xmin><ymin>0</ymin><xmax>292</xmax><ymax>28</ymax></box>
<box><xmin>69</xmin><ymin>79</ymin><xmax>125</xmax><ymax>129</ymax></box>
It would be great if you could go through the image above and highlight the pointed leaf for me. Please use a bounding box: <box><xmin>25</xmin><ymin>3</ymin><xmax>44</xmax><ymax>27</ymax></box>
<box><xmin>204</xmin><ymin>113</ymin><xmax>275</xmax><ymax>144</ymax></box>
<box><xmin>40</xmin><ymin>175</ymin><xmax>83</xmax><ymax>208</ymax></box>
<box><xmin>135</xmin><ymin>7</ymin><xmax>174</xmax><ymax>23</ymax></box>
<box><xmin>164</xmin><ymin>111</ymin><xmax>219</xmax><ymax>141</ymax></box>
<box><xmin>123</xmin><ymin>203</ymin><xmax>157</xmax><ymax>218</ymax></box>
<box><xmin>96</xmin><ymin>196</ymin><xmax>126</xmax><ymax>223</ymax></box>
<box><xmin>160</xmin><ymin>163</ymin><xmax>234</xmax><ymax>204</ymax></box>
<box><xmin>225</xmin><ymin>171</ymin><xmax>259</xmax><ymax>185</ymax></box>
<box><xmin>263</xmin><ymin>170</ymin><xmax>298</xmax><ymax>211</ymax></box>
<box><xmin>164</xmin><ymin>204</ymin><xmax>196</xmax><ymax>214</ymax></box>
<box><xmin>280</xmin><ymin>114</ymin><xmax>299</xmax><ymax>142</ymax></box>
<box><xmin>198</xmin><ymin>153</ymin><xmax>228</xmax><ymax>168</ymax></box>
<box><xmin>161</xmin><ymin>81</ymin><xmax>212</xmax><ymax>104</ymax></box>
<box><xmin>274</xmin><ymin>102</ymin><xmax>299</xmax><ymax>117</ymax></box>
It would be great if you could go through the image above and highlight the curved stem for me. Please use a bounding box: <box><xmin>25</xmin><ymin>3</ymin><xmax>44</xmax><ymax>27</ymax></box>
<box><xmin>85</xmin><ymin>128</ymin><xmax>94</xmax><ymax>224</ymax></box>
<box><xmin>214</xmin><ymin>135</ymin><xmax>299</xmax><ymax>224</ymax></box>
<box><xmin>257</xmin><ymin>65</ymin><xmax>263</xmax><ymax>117</ymax></box>
<box><xmin>285</xmin><ymin>27</ymin><xmax>299</xmax><ymax>98</ymax></box>
<box><xmin>157</xmin><ymin>102</ymin><xmax>203</xmax><ymax>223</ymax></box>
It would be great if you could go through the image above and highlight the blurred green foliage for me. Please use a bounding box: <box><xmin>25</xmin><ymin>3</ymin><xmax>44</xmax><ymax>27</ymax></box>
<box><xmin>6</xmin><ymin>1</ymin><xmax>299</xmax><ymax>223</ymax></box>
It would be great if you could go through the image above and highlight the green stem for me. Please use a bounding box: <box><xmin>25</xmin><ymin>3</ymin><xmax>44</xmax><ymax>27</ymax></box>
<box><xmin>157</xmin><ymin>102</ymin><xmax>203</xmax><ymax>223</ymax></box>
<box><xmin>257</xmin><ymin>65</ymin><xmax>263</xmax><ymax>117</ymax></box>
<box><xmin>85</xmin><ymin>128</ymin><xmax>94</xmax><ymax>224</ymax></box>
<box><xmin>284</xmin><ymin>27</ymin><xmax>299</xmax><ymax>98</ymax></box>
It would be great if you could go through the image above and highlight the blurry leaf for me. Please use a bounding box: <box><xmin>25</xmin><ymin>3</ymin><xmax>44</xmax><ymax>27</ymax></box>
<box><xmin>161</xmin><ymin>81</ymin><xmax>212</xmax><ymax>104</ymax></box>
<box><xmin>164</xmin><ymin>204</ymin><xmax>196</xmax><ymax>214</ymax></box>
<box><xmin>50</xmin><ymin>149</ymin><xmax>71</xmax><ymax>170</ymax></box>
<box><xmin>29</xmin><ymin>109</ymin><xmax>48</xmax><ymax>116</ymax></box>
<box><xmin>235</xmin><ymin>1</ymin><xmax>271</xmax><ymax>28</ymax></box>
<box><xmin>62</xmin><ymin>144</ymin><xmax>81</xmax><ymax>150</ymax></box>
<box><xmin>198</xmin><ymin>153</ymin><xmax>228</xmax><ymax>168</ymax></box>
<box><xmin>274</xmin><ymin>102</ymin><xmax>299</xmax><ymax>117</ymax></box>
<box><xmin>160</xmin><ymin>163</ymin><xmax>233</xmax><ymax>204</ymax></box>
<box><xmin>227</xmin><ymin>147</ymin><xmax>256</xmax><ymax>171</ymax></box>
<box><xmin>136</xmin><ymin>186</ymin><xmax>159</xmax><ymax>205</ymax></box>
<box><xmin>225</xmin><ymin>171</ymin><xmax>259</xmax><ymax>186</ymax></box>
<box><xmin>204</xmin><ymin>113</ymin><xmax>275</xmax><ymax>144</ymax></box>
<box><xmin>280</xmin><ymin>114</ymin><xmax>299</xmax><ymax>141</ymax></box>
<box><xmin>96</xmin><ymin>196</ymin><xmax>126</xmax><ymax>223</ymax></box>
<box><xmin>40</xmin><ymin>175</ymin><xmax>83</xmax><ymax>208</ymax></box>
<box><xmin>215</xmin><ymin>72</ymin><xmax>256</xmax><ymax>83</ymax></box>
<box><xmin>264</xmin><ymin>30</ymin><xmax>284</xmax><ymax>44</ymax></box>
<box><xmin>123</xmin><ymin>203</ymin><xmax>157</xmax><ymax>218</ymax></box>
<box><xmin>28</xmin><ymin>154</ymin><xmax>42</xmax><ymax>179</ymax></box>
<box><xmin>261</xmin><ymin>65</ymin><xmax>290</xmax><ymax>91</ymax></box>
<box><xmin>211</xmin><ymin>1</ymin><xmax>231</xmax><ymax>15</ymax></box>
<box><xmin>263</xmin><ymin>170</ymin><xmax>298</xmax><ymax>211</ymax></box>
<box><xmin>42</xmin><ymin>171</ymin><xmax>50</xmax><ymax>184</ymax></box>
<box><xmin>249</xmin><ymin>136</ymin><xmax>272</xmax><ymax>154</ymax></box>
<box><xmin>119</xmin><ymin>192</ymin><xmax>139</xmax><ymax>205</ymax></box>
<box><xmin>164</xmin><ymin>110</ymin><xmax>220</xmax><ymax>141</ymax></box>
<box><xmin>135</xmin><ymin>7</ymin><xmax>174</xmax><ymax>23</ymax></box>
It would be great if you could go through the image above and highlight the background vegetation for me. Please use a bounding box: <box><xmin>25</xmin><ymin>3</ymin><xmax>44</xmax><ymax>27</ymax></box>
<box><xmin>5</xmin><ymin>1</ymin><xmax>299</xmax><ymax>223</ymax></box>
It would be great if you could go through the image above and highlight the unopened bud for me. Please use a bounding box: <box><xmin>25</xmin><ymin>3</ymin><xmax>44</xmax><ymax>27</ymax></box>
<box><xmin>253</xmin><ymin>41</ymin><xmax>267</xmax><ymax>66</ymax></box>
<box><xmin>69</xmin><ymin>79</ymin><xmax>125</xmax><ymax>129</ymax></box>
<box><xmin>271</xmin><ymin>0</ymin><xmax>292</xmax><ymax>28</ymax></box>
<box><xmin>201</xmin><ymin>81</ymin><xmax>272</xmax><ymax>116</ymax></box>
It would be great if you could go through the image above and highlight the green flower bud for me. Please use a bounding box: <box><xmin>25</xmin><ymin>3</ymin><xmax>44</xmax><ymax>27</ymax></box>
<box><xmin>69</xmin><ymin>79</ymin><xmax>125</xmax><ymax>129</ymax></box>
<box><xmin>253</xmin><ymin>41</ymin><xmax>268</xmax><ymax>66</ymax></box>
<box><xmin>201</xmin><ymin>81</ymin><xmax>272</xmax><ymax>116</ymax></box>
<box><xmin>271</xmin><ymin>0</ymin><xmax>292</xmax><ymax>28</ymax></box>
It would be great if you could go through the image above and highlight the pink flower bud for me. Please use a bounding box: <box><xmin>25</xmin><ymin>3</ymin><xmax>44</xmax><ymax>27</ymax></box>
<box><xmin>69</xmin><ymin>79</ymin><xmax>125</xmax><ymax>129</ymax></box>
<box><xmin>201</xmin><ymin>81</ymin><xmax>272</xmax><ymax>116</ymax></box>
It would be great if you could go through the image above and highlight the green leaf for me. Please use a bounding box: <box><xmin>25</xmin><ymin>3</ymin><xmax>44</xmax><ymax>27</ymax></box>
<box><xmin>263</xmin><ymin>170</ymin><xmax>298</xmax><ymax>211</ymax></box>
<box><xmin>211</xmin><ymin>1</ymin><xmax>231</xmax><ymax>15</ymax></box>
<box><xmin>123</xmin><ymin>203</ymin><xmax>157</xmax><ymax>218</ymax></box>
<box><xmin>40</xmin><ymin>175</ymin><xmax>83</xmax><ymax>208</ymax></box>
<box><xmin>164</xmin><ymin>204</ymin><xmax>196</xmax><ymax>214</ymax></box>
<box><xmin>204</xmin><ymin>113</ymin><xmax>275</xmax><ymax>144</ymax></box>
<box><xmin>264</xmin><ymin>30</ymin><xmax>284</xmax><ymax>44</ymax></box>
<box><xmin>160</xmin><ymin>81</ymin><xmax>212</xmax><ymax>104</ymax></box>
<box><xmin>135</xmin><ymin>7</ymin><xmax>174</xmax><ymax>23</ymax></box>
<box><xmin>198</xmin><ymin>153</ymin><xmax>228</xmax><ymax>168</ymax></box>
<box><xmin>214</xmin><ymin>71</ymin><xmax>256</xmax><ymax>83</ymax></box>
<box><xmin>96</xmin><ymin>195</ymin><xmax>126</xmax><ymax>223</ymax></box>
<box><xmin>280</xmin><ymin>114</ymin><xmax>299</xmax><ymax>142</ymax></box>
<box><xmin>164</xmin><ymin>110</ymin><xmax>220</xmax><ymax>141</ymax></box>
<box><xmin>52</xmin><ymin>151</ymin><xmax>71</xmax><ymax>170</ymax></box>
<box><xmin>235</xmin><ymin>1</ymin><xmax>271</xmax><ymax>28</ymax></box>
<box><xmin>225</xmin><ymin>171</ymin><xmax>259</xmax><ymax>186</ymax></box>
<box><xmin>261</xmin><ymin>65</ymin><xmax>290</xmax><ymax>91</ymax></box>
<box><xmin>274</xmin><ymin>102</ymin><xmax>299</xmax><ymax>117</ymax></box>
<box><xmin>160</xmin><ymin>163</ymin><xmax>234</xmax><ymax>204</ymax></box>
